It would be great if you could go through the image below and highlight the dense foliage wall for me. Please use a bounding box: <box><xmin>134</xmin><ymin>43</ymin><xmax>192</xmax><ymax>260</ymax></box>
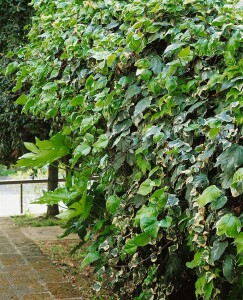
<box><xmin>14</xmin><ymin>0</ymin><xmax>242</xmax><ymax>299</ymax></box>
<box><xmin>0</xmin><ymin>0</ymin><xmax>32</xmax><ymax>52</ymax></box>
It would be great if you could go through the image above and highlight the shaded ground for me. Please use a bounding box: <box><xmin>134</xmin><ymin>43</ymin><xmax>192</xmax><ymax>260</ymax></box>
<box><xmin>37</xmin><ymin>240</ymin><xmax>96</xmax><ymax>300</ymax></box>
<box><xmin>0</xmin><ymin>217</ymin><xmax>83</xmax><ymax>300</ymax></box>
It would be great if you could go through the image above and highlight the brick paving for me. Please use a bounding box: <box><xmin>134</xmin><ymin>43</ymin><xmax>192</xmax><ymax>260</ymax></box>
<box><xmin>0</xmin><ymin>218</ymin><xmax>83</xmax><ymax>300</ymax></box>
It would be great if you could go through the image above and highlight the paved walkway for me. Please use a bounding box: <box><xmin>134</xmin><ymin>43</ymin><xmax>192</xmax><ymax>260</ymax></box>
<box><xmin>0</xmin><ymin>217</ymin><xmax>83</xmax><ymax>300</ymax></box>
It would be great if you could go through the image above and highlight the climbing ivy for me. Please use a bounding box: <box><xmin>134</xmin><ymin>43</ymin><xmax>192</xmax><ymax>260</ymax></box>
<box><xmin>13</xmin><ymin>0</ymin><xmax>243</xmax><ymax>299</ymax></box>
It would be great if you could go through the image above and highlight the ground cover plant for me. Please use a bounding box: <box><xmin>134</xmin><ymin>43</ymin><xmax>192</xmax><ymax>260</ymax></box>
<box><xmin>12</xmin><ymin>214</ymin><xmax>63</xmax><ymax>227</ymax></box>
<box><xmin>10</xmin><ymin>0</ymin><xmax>243</xmax><ymax>299</ymax></box>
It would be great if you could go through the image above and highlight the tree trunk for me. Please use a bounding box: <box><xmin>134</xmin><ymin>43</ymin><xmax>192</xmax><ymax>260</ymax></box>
<box><xmin>46</xmin><ymin>161</ymin><xmax>59</xmax><ymax>218</ymax></box>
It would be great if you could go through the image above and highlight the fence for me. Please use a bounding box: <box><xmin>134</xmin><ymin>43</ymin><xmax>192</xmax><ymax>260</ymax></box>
<box><xmin>0</xmin><ymin>178</ymin><xmax>65</xmax><ymax>214</ymax></box>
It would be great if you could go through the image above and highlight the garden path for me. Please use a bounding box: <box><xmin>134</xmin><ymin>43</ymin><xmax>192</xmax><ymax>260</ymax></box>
<box><xmin>0</xmin><ymin>217</ymin><xmax>83</xmax><ymax>300</ymax></box>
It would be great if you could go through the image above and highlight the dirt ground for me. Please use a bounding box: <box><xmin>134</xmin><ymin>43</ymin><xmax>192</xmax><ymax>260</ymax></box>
<box><xmin>36</xmin><ymin>239</ymin><xmax>112</xmax><ymax>300</ymax></box>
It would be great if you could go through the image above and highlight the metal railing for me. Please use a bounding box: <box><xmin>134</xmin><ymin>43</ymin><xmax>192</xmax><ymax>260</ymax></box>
<box><xmin>0</xmin><ymin>178</ymin><xmax>65</xmax><ymax>214</ymax></box>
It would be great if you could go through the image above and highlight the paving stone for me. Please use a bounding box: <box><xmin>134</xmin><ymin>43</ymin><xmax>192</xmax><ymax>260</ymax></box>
<box><xmin>19</xmin><ymin>247</ymin><xmax>43</xmax><ymax>256</ymax></box>
<box><xmin>7</xmin><ymin>271</ymin><xmax>40</xmax><ymax>285</ymax></box>
<box><xmin>37</xmin><ymin>268</ymin><xmax>67</xmax><ymax>283</ymax></box>
<box><xmin>0</xmin><ymin>243</ymin><xmax>18</xmax><ymax>254</ymax></box>
<box><xmin>0</xmin><ymin>286</ymin><xmax>19</xmax><ymax>300</ymax></box>
<box><xmin>12</xmin><ymin>238</ymin><xmax>31</xmax><ymax>245</ymax></box>
<box><xmin>0</xmin><ymin>273</ymin><xmax>10</xmax><ymax>286</ymax></box>
<box><xmin>29</xmin><ymin>259</ymin><xmax>53</xmax><ymax>270</ymax></box>
<box><xmin>0</xmin><ymin>236</ymin><xmax>9</xmax><ymax>243</ymax></box>
<box><xmin>0</xmin><ymin>254</ymin><xmax>26</xmax><ymax>266</ymax></box>
<box><xmin>13</xmin><ymin>284</ymin><xmax>46</xmax><ymax>296</ymax></box>
<box><xmin>0</xmin><ymin>224</ymin><xmax>18</xmax><ymax>230</ymax></box>
<box><xmin>21</xmin><ymin>292</ymin><xmax>54</xmax><ymax>300</ymax></box>
<box><xmin>0</xmin><ymin>217</ymin><xmax>14</xmax><ymax>225</ymax></box>
<box><xmin>46</xmin><ymin>282</ymin><xmax>83</xmax><ymax>299</ymax></box>
<box><xmin>4</xmin><ymin>231</ymin><xmax>27</xmax><ymax>239</ymax></box>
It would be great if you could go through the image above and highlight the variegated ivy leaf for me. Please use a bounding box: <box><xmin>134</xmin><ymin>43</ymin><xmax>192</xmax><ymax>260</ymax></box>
<box><xmin>216</xmin><ymin>214</ymin><xmax>241</xmax><ymax>238</ymax></box>
<box><xmin>137</xmin><ymin>179</ymin><xmax>155</xmax><ymax>196</ymax></box>
<box><xmin>197</xmin><ymin>185</ymin><xmax>222</xmax><ymax>208</ymax></box>
<box><xmin>140</xmin><ymin>217</ymin><xmax>159</xmax><ymax>239</ymax></box>
<box><xmin>230</xmin><ymin>168</ymin><xmax>243</xmax><ymax>197</ymax></box>
<box><xmin>106</xmin><ymin>195</ymin><xmax>120</xmax><ymax>214</ymax></box>
<box><xmin>123</xmin><ymin>233</ymin><xmax>150</xmax><ymax>255</ymax></box>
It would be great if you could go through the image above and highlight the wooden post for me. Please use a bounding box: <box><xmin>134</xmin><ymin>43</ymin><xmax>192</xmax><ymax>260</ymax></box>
<box><xmin>46</xmin><ymin>161</ymin><xmax>59</xmax><ymax>218</ymax></box>
<box><xmin>20</xmin><ymin>183</ymin><xmax>23</xmax><ymax>214</ymax></box>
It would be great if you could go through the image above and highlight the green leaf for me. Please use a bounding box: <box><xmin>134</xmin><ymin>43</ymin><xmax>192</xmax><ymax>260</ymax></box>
<box><xmin>135</xmin><ymin>205</ymin><xmax>158</xmax><ymax>226</ymax></box>
<box><xmin>149</xmin><ymin>189</ymin><xmax>167</xmax><ymax>208</ymax></box>
<box><xmin>85</xmin><ymin>75</ymin><xmax>94</xmax><ymax>90</ymax></box>
<box><xmin>158</xmin><ymin>216</ymin><xmax>173</xmax><ymax>228</ymax></box>
<box><xmin>17</xmin><ymin>133</ymin><xmax>70</xmax><ymax>168</ymax></box>
<box><xmin>230</xmin><ymin>168</ymin><xmax>243</xmax><ymax>197</ymax></box>
<box><xmin>140</xmin><ymin>217</ymin><xmax>159</xmax><ymax>238</ymax></box>
<box><xmin>106</xmin><ymin>195</ymin><xmax>120</xmax><ymax>214</ymax></box>
<box><xmin>140</xmin><ymin>69</ymin><xmax>152</xmax><ymax>82</ymax></box>
<box><xmin>5</xmin><ymin>61</ymin><xmax>18</xmax><ymax>75</ymax></box>
<box><xmin>226</xmin><ymin>30</ymin><xmax>240</xmax><ymax>55</ymax></box>
<box><xmin>71</xmin><ymin>142</ymin><xmax>91</xmax><ymax>167</ymax></box>
<box><xmin>123</xmin><ymin>240</ymin><xmax>137</xmax><ymax>255</ymax></box>
<box><xmin>209</xmin><ymin>240</ymin><xmax>228</xmax><ymax>263</ymax></box>
<box><xmin>178</xmin><ymin>46</ymin><xmax>190</xmax><ymax>58</ymax></box>
<box><xmin>209</xmin><ymin>127</ymin><xmax>220</xmax><ymax>139</ymax></box>
<box><xmin>216</xmin><ymin>145</ymin><xmax>243</xmax><ymax>188</ymax></box>
<box><xmin>107</xmin><ymin>53</ymin><xmax>116</xmax><ymax>67</ymax></box>
<box><xmin>124</xmin><ymin>233</ymin><xmax>150</xmax><ymax>255</ymax></box>
<box><xmin>133</xmin><ymin>233</ymin><xmax>150</xmax><ymax>246</ymax></box>
<box><xmin>113</xmin><ymin>119</ymin><xmax>132</xmax><ymax>135</ymax></box>
<box><xmin>216</xmin><ymin>214</ymin><xmax>241</xmax><ymax>238</ymax></box>
<box><xmin>136</xmin><ymin>154</ymin><xmax>151</xmax><ymax>174</ymax></box>
<box><xmin>75</xmin><ymin>143</ymin><xmax>91</xmax><ymax>156</ymax></box>
<box><xmin>57</xmin><ymin>206</ymin><xmax>81</xmax><ymax>221</ymax></box>
<box><xmin>210</xmin><ymin>196</ymin><xmax>227</xmax><ymax>210</ymax></box>
<box><xmin>127</xmin><ymin>32</ymin><xmax>147</xmax><ymax>54</ymax></box>
<box><xmin>126</xmin><ymin>84</ymin><xmax>141</xmax><ymax>99</ymax></box>
<box><xmin>35</xmin><ymin>188</ymin><xmax>77</xmax><ymax>205</ymax></box>
<box><xmin>134</xmin><ymin>97</ymin><xmax>151</xmax><ymax>117</ymax></box>
<box><xmin>165</xmin><ymin>76</ymin><xmax>177</xmax><ymax>93</ymax></box>
<box><xmin>93</xmin><ymin>134</ymin><xmax>109</xmax><ymax>152</ymax></box>
<box><xmin>186</xmin><ymin>251</ymin><xmax>203</xmax><ymax>269</ymax></box>
<box><xmin>205</xmin><ymin>280</ymin><xmax>214</xmax><ymax>300</ymax></box>
<box><xmin>222</xmin><ymin>255</ymin><xmax>235</xmax><ymax>283</ymax></box>
<box><xmin>224</xmin><ymin>51</ymin><xmax>236</xmax><ymax>66</ymax></box>
<box><xmin>234</xmin><ymin>232</ymin><xmax>243</xmax><ymax>256</ymax></box>
<box><xmin>196</xmin><ymin>274</ymin><xmax>214</xmax><ymax>300</ymax></box>
<box><xmin>24</xmin><ymin>142</ymin><xmax>38</xmax><ymax>153</ymax></box>
<box><xmin>197</xmin><ymin>185</ymin><xmax>222</xmax><ymax>207</ymax></box>
<box><xmin>69</xmin><ymin>95</ymin><xmax>85</xmax><ymax>106</ymax></box>
<box><xmin>15</xmin><ymin>94</ymin><xmax>27</xmax><ymax>105</ymax></box>
<box><xmin>138</xmin><ymin>179</ymin><xmax>154</xmax><ymax>196</ymax></box>
<box><xmin>80</xmin><ymin>251</ymin><xmax>100</xmax><ymax>269</ymax></box>
<box><xmin>164</xmin><ymin>43</ymin><xmax>184</xmax><ymax>56</ymax></box>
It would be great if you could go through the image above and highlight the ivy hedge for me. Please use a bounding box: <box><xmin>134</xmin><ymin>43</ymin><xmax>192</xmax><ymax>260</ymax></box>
<box><xmin>10</xmin><ymin>0</ymin><xmax>243</xmax><ymax>299</ymax></box>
